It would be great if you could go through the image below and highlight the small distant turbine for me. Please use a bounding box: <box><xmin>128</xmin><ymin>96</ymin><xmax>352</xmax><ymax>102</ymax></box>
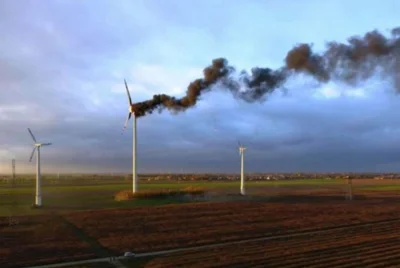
<box><xmin>238</xmin><ymin>141</ymin><xmax>247</xmax><ymax>196</ymax></box>
<box><xmin>28</xmin><ymin>128</ymin><xmax>52</xmax><ymax>207</ymax></box>
<box><xmin>122</xmin><ymin>79</ymin><xmax>138</xmax><ymax>193</ymax></box>
<box><xmin>346</xmin><ymin>176</ymin><xmax>353</xmax><ymax>201</ymax></box>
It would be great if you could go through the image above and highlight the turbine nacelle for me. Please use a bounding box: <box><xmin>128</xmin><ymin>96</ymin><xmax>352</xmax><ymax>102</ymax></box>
<box><xmin>34</xmin><ymin>143</ymin><xmax>51</xmax><ymax>147</ymax></box>
<box><xmin>238</xmin><ymin>140</ymin><xmax>247</xmax><ymax>155</ymax></box>
<box><xmin>28</xmin><ymin>128</ymin><xmax>52</xmax><ymax>162</ymax></box>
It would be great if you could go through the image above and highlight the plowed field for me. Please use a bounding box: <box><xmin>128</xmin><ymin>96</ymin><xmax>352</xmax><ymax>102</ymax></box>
<box><xmin>0</xmin><ymin>215</ymin><xmax>95</xmax><ymax>268</ymax></box>
<box><xmin>145</xmin><ymin>219</ymin><xmax>400</xmax><ymax>267</ymax></box>
<box><xmin>65</xmin><ymin>198</ymin><xmax>400</xmax><ymax>254</ymax></box>
<box><xmin>0</xmin><ymin>182</ymin><xmax>398</xmax><ymax>268</ymax></box>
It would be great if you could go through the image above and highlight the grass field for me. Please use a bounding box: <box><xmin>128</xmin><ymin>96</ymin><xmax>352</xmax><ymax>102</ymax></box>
<box><xmin>0</xmin><ymin>176</ymin><xmax>399</xmax><ymax>267</ymax></box>
<box><xmin>0</xmin><ymin>177</ymin><xmax>348</xmax><ymax>217</ymax></box>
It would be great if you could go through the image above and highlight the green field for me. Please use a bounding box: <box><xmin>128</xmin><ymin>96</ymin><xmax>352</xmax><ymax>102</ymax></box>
<box><xmin>0</xmin><ymin>177</ymin><xmax>344</xmax><ymax>217</ymax></box>
<box><xmin>2</xmin><ymin>176</ymin><xmax>398</xmax><ymax>217</ymax></box>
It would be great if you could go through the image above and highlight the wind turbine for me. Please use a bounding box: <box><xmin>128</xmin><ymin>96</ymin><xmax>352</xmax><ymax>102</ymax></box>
<box><xmin>28</xmin><ymin>128</ymin><xmax>52</xmax><ymax>207</ymax></box>
<box><xmin>346</xmin><ymin>176</ymin><xmax>353</xmax><ymax>201</ymax></box>
<box><xmin>122</xmin><ymin>79</ymin><xmax>138</xmax><ymax>193</ymax></box>
<box><xmin>238</xmin><ymin>141</ymin><xmax>247</xmax><ymax>196</ymax></box>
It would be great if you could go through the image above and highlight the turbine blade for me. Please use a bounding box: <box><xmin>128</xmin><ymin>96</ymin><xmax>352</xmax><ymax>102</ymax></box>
<box><xmin>122</xmin><ymin>112</ymin><xmax>132</xmax><ymax>134</ymax></box>
<box><xmin>42</xmin><ymin>143</ymin><xmax>52</xmax><ymax>146</ymax></box>
<box><xmin>238</xmin><ymin>140</ymin><xmax>241</xmax><ymax>147</ymax></box>
<box><xmin>124</xmin><ymin>79</ymin><xmax>133</xmax><ymax>105</ymax></box>
<box><xmin>28</xmin><ymin>128</ymin><xmax>37</xmax><ymax>142</ymax></box>
<box><xmin>29</xmin><ymin>147</ymin><xmax>37</xmax><ymax>162</ymax></box>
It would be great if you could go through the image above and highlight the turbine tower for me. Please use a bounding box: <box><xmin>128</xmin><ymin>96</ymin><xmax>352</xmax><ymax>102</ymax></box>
<box><xmin>28</xmin><ymin>128</ymin><xmax>52</xmax><ymax>207</ymax></box>
<box><xmin>122</xmin><ymin>79</ymin><xmax>138</xmax><ymax>193</ymax></box>
<box><xmin>238</xmin><ymin>141</ymin><xmax>247</xmax><ymax>196</ymax></box>
<box><xmin>11</xmin><ymin>158</ymin><xmax>16</xmax><ymax>187</ymax></box>
<box><xmin>346</xmin><ymin>176</ymin><xmax>353</xmax><ymax>201</ymax></box>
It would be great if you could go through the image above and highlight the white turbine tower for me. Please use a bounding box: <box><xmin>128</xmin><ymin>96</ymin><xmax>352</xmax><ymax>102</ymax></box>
<box><xmin>122</xmin><ymin>79</ymin><xmax>138</xmax><ymax>193</ymax></box>
<box><xmin>28</xmin><ymin>128</ymin><xmax>52</xmax><ymax>207</ymax></box>
<box><xmin>238</xmin><ymin>141</ymin><xmax>247</xmax><ymax>196</ymax></box>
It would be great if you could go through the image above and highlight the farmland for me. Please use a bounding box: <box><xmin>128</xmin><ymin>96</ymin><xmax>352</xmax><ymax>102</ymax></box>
<box><xmin>64</xmin><ymin>198</ymin><xmax>400</xmax><ymax>254</ymax></box>
<box><xmin>0</xmin><ymin>176</ymin><xmax>399</xmax><ymax>267</ymax></box>
<box><xmin>0</xmin><ymin>175</ymin><xmax>351</xmax><ymax>217</ymax></box>
<box><xmin>146</xmin><ymin>219</ymin><xmax>400</xmax><ymax>267</ymax></box>
<box><xmin>0</xmin><ymin>214</ymin><xmax>95</xmax><ymax>268</ymax></box>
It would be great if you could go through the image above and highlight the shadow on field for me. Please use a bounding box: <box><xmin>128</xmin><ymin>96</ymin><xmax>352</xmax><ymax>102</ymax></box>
<box><xmin>53</xmin><ymin>213</ymin><xmax>119</xmax><ymax>257</ymax></box>
<box><xmin>261</xmin><ymin>194</ymin><xmax>368</xmax><ymax>203</ymax></box>
<box><xmin>200</xmin><ymin>192</ymin><xmax>400</xmax><ymax>204</ymax></box>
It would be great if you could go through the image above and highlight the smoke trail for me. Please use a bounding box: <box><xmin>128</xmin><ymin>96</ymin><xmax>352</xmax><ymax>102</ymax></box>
<box><xmin>132</xmin><ymin>27</ymin><xmax>400</xmax><ymax>117</ymax></box>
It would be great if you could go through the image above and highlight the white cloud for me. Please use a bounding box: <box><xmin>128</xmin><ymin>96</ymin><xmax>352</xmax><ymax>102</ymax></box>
<box><xmin>0</xmin><ymin>104</ymin><xmax>28</xmax><ymax>113</ymax></box>
<box><xmin>110</xmin><ymin>65</ymin><xmax>203</xmax><ymax>102</ymax></box>
<box><xmin>110</xmin><ymin>82</ymin><xmax>150</xmax><ymax>97</ymax></box>
<box><xmin>0</xmin><ymin>149</ymin><xmax>10</xmax><ymax>158</ymax></box>
<box><xmin>318</xmin><ymin>87</ymin><xmax>341</xmax><ymax>99</ymax></box>
<box><xmin>313</xmin><ymin>82</ymin><xmax>368</xmax><ymax>100</ymax></box>
<box><xmin>129</xmin><ymin>64</ymin><xmax>202</xmax><ymax>97</ymax></box>
<box><xmin>0</xmin><ymin>104</ymin><xmax>29</xmax><ymax>121</ymax></box>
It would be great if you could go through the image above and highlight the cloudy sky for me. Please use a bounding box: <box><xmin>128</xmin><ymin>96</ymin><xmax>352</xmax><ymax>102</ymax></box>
<box><xmin>0</xmin><ymin>0</ymin><xmax>399</xmax><ymax>174</ymax></box>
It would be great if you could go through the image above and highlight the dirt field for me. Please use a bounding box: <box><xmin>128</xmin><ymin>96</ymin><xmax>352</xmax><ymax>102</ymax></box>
<box><xmin>64</xmin><ymin>195</ymin><xmax>399</xmax><ymax>255</ymax></box>
<box><xmin>0</xmin><ymin>215</ymin><xmax>95</xmax><ymax>268</ymax></box>
<box><xmin>145</xmin><ymin>219</ymin><xmax>400</xmax><ymax>267</ymax></box>
<box><xmin>0</xmin><ymin>179</ymin><xmax>399</xmax><ymax>267</ymax></box>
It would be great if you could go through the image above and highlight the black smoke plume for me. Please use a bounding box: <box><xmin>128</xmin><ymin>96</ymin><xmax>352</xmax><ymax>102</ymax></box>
<box><xmin>132</xmin><ymin>27</ymin><xmax>400</xmax><ymax>117</ymax></box>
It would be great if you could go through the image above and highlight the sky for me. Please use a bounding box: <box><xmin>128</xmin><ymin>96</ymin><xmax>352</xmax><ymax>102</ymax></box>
<box><xmin>0</xmin><ymin>0</ymin><xmax>400</xmax><ymax>174</ymax></box>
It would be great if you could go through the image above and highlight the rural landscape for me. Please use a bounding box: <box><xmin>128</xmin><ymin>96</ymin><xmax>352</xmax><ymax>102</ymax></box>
<box><xmin>0</xmin><ymin>174</ymin><xmax>399</xmax><ymax>267</ymax></box>
<box><xmin>2</xmin><ymin>1</ymin><xmax>400</xmax><ymax>268</ymax></box>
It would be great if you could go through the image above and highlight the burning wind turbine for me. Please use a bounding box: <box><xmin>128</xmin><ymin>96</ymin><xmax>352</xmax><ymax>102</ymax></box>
<box><xmin>122</xmin><ymin>79</ymin><xmax>138</xmax><ymax>193</ymax></box>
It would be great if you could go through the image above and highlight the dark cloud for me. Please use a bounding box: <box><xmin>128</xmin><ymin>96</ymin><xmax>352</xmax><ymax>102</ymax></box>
<box><xmin>1</xmin><ymin>1</ymin><xmax>400</xmax><ymax>173</ymax></box>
